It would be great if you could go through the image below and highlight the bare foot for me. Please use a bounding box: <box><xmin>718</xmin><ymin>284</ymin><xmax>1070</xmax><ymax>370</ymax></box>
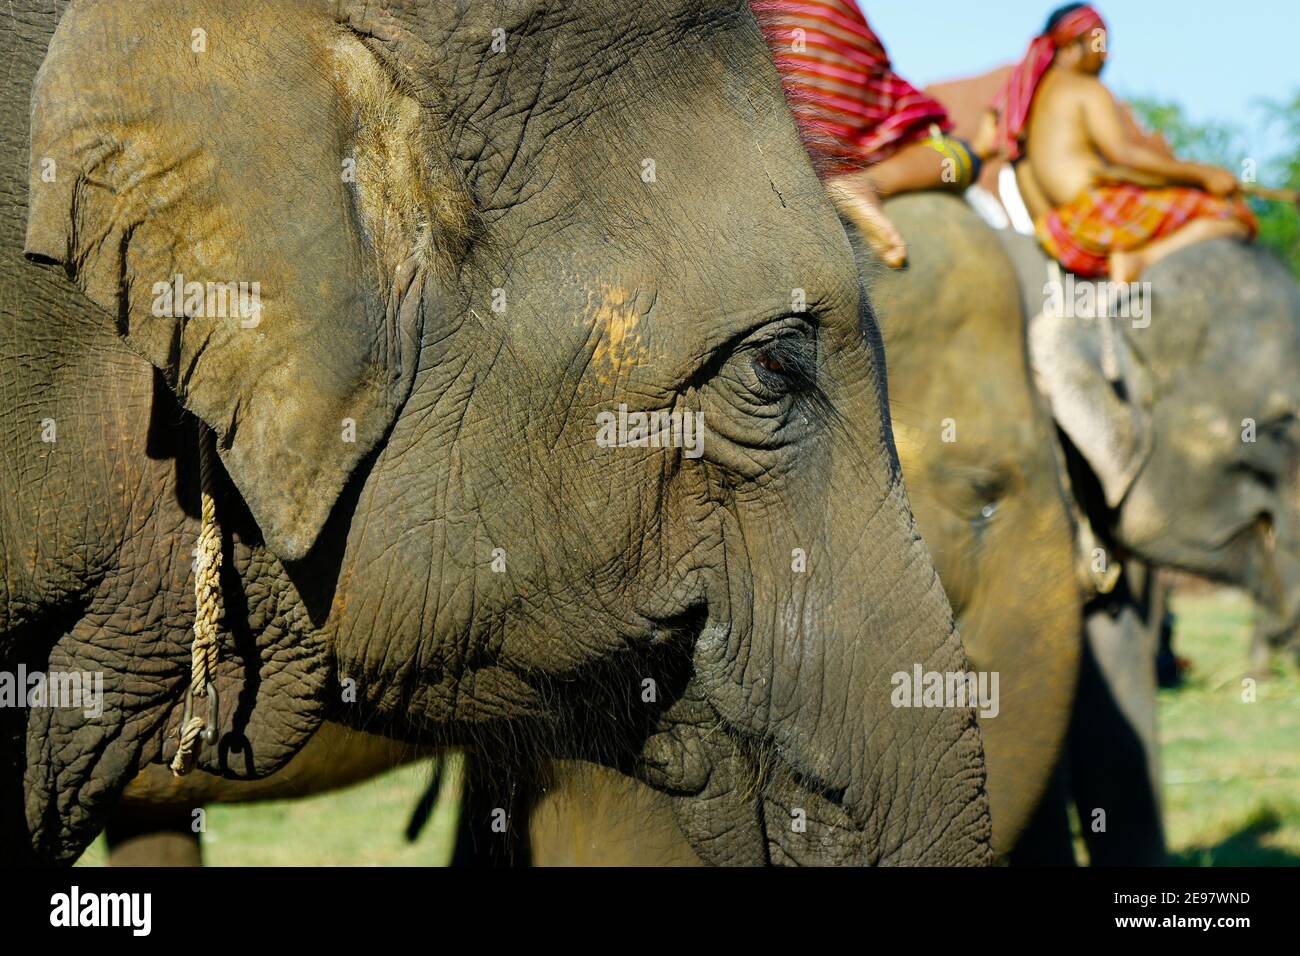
<box><xmin>972</xmin><ymin>110</ymin><xmax>1000</xmax><ymax>160</ymax></box>
<box><xmin>1109</xmin><ymin>249</ymin><xmax>1145</xmax><ymax>284</ymax></box>
<box><xmin>826</xmin><ymin>173</ymin><xmax>908</xmax><ymax>268</ymax></box>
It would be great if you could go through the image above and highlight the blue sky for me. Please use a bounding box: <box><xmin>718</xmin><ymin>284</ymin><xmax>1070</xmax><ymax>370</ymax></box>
<box><xmin>868</xmin><ymin>0</ymin><xmax>1299</xmax><ymax>164</ymax></box>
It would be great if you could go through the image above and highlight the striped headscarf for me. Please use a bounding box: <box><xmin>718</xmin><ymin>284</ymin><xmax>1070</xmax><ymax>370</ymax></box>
<box><xmin>993</xmin><ymin>4</ymin><xmax>1107</xmax><ymax>160</ymax></box>
<box><xmin>752</xmin><ymin>0</ymin><xmax>952</xmax><ymax>176</ymax></box>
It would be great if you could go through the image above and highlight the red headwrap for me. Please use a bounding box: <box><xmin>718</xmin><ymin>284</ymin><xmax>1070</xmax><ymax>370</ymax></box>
<box><xmin>993</xmin><ymin>5</ymin><xmax>1107</xmax><ymax>160</ymax></box>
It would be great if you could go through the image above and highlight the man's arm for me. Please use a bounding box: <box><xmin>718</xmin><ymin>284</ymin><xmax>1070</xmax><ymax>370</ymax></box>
<box><xmin>1079</xmin><ymin>80</ymin><xmax>1237</xmax><ymax>195</ymax></box>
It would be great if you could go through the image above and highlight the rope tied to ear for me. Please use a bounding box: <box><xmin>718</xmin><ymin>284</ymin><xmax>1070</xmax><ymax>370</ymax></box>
<box><xmin>171</xmin><ymin>423</ymin><xmax>223</xmax><ymax>777</ymax></box>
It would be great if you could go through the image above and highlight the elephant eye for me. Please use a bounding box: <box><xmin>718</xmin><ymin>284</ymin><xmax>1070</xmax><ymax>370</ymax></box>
<box><xmin>716</xmin><ymin>321</ymin><xmax>838</xmax><ymax>429</ymax></box>
<box><xmin>750</xmin><ymin>334</ymin><xmax>817</xmax><ymax>394</ymax></box>
<box><xmin>1231</xmin><ymin>461</ymin><xmax>1279</xmax><ymax>492</ymax></box>
<box><xmin>935</xmin><ymin>466</ymin><xmax>1010</xmax><ymax>529</ymax></box>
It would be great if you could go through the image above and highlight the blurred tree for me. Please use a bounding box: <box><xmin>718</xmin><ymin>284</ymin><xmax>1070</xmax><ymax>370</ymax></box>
<box><xmin>1255</xmin><ymin>91</ymin><xmax>1300</xmax><ymax>278</ymax></box>
<box><xmin>1128</xmin><ymin>93</ymin><xmax>1300</xmax><ymax>277</ymax></box>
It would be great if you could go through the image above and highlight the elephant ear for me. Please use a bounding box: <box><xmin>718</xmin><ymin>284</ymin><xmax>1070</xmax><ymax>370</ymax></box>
<box><xmin>998</xmin><ymin>231</ymin><xmax>1154</xmax><ymax>509</ymax></box>
<box><xmin>24</xmin><ymin>0</ymin><xmax>448</xmax><ymax>560</ymax></box>
<box><xmin>1028</xmin><ymin>303</ymin><xmax>1154</xmax><ymax>509</ymax></box>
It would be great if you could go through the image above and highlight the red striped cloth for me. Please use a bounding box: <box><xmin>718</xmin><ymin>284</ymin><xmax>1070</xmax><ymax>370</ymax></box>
<box><xmin>752</xmin><ymin>0</ymin><xmax>951</xmax><ymax>176</ymax></box>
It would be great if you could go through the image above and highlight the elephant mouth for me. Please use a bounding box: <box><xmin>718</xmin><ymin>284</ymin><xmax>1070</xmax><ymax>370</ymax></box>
<box><xmin>1248</xmin><ymin>514</ymin><xmax>1287</xmax><ymax>613</ymax></box>
<box><xmin>570</xmin><ymin>578</ymin><xmax>989</xmax><ymax>866</ymax></box>
<box><xmin>631</xmin><ymin>615</ymin><xmax>898</xmax><ymax>866</ymax></box>
<box><xmin>610</xmin><ymin>611</ymin><xmax>871</xmax><ymax>865</ymax></box>
<box><xmin>1150</xmin><ymin>512</ymin><xmax>1284</xmax><ymax>611</ymax></box>
<box><xmin>638</xmin><ymin>681</ymin><xmax>877</xmax><ymax>866</ymax></box>
<box><xmin>1205</xmin><ymin>514</ymin><xmax>1285</xmax><ymax>610</ymax></box>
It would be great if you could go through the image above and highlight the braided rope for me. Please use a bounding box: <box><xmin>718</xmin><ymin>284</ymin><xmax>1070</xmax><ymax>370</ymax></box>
<box><xmin>171</xmin><ymin>424</ymin><xmax>223</xmax><ymax>777</ymax></box>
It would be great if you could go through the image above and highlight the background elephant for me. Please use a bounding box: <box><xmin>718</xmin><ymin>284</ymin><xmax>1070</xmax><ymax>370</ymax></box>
<box><xmin>0</xmin><ymin>0</ymin><xmax>993</xmax><ymax>865</ymax></box>
<box><xmin>514</xmin><ymin>193</ymin><xmax>1084</xmax><ymax>864</ymax></box>
<box><xmin>872</xmin><ymin>196</ymin><xmax>1083</xmax><ymax>855</ymax></box>
<box><xmin>1251</xmin><ymin>475</ymin><xmax>1300</xmax><ymax>670</ymax></box>
<box><xmin>999</xmin><ymin>229</ymin><xmax>1300</xmax><ymax>864</ymax></box>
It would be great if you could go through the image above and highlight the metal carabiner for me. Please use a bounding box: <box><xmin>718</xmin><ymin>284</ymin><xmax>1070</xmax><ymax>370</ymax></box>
<box><xmin>177</xmin><ymin>680</ymin><xmax>220</xmax><ymax>748</ymax></box>
<box><xmin>203</xmin><ymin>680</ymin><xmax>220</xmax><ymax>746</ymax></box>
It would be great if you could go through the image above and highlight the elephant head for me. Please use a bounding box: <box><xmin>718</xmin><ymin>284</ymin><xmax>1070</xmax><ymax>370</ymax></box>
<box><xmin>7</xmin><ymin>0</ymin><xmax>990</xmax><ymax>863</ymax></box>
<box><xmin>1001</xmin><ymin>231</ymin><xmax>1300</xmax><ymax>616</ymax></box>
<box><xmin>868</xmin><ymin>195</ymin><xmax>1082</xmax><ymax>856</ymax></box>
<box><xmin>525</xmin><ymin>194</ymin><xmax>1084</xmax><ymax>865</ymax></box>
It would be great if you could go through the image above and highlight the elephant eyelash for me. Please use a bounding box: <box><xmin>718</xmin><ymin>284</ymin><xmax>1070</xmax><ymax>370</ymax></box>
<box><xmin>751</xmin><ymin>335</ymin><xmax>840</xmax><ymax>427</ymax></box>
<box><xmin>752</xmin><ymin>336</ymin><xmax>815</xmax><ymax>389</ymax></box>
<box><xmin>933</xmin><ymin>464</ymin><xmax>1009</xmax><ymax>497</ymax></box>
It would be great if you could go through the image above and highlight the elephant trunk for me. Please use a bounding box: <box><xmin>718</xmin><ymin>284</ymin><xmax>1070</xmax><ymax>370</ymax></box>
<box><xmin>693</xmin><ymin>476</ymin><xmax>993</xmax><ymax>865</ymax></box>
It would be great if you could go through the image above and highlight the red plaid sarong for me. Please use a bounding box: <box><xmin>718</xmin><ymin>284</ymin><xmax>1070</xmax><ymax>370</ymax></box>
<box><xmin>1037</xmin><ymin>185</ymin><xmax>1258</xmax><ymax>277</ymax></box>
<box><xmin>752</xmin><ymin>0</ymin><xmax>951</xmax><ymax>176</ymax></box>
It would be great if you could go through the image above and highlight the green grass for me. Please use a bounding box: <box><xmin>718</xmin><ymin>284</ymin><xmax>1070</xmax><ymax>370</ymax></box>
<box><xmin>77</xmin><ymin>756</ymin><xmax>460</xmax><ymax>867</ymax></box>
<box><xmin>1161</xmin><ymin>588</ymin><xmax>1300</xmax><ymax>866</ymax></box>
<box><xmin>75</xmin><ymin>588</ymin><xmax>1298</xmax><ymax>866</ymax></box>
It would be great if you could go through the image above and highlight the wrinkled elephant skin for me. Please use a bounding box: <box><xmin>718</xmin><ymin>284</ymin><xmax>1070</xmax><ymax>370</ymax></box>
<box><xmin>0</xmin><ymin>1</ymin><xmax>991</xmax><ymax>865</ymax></box>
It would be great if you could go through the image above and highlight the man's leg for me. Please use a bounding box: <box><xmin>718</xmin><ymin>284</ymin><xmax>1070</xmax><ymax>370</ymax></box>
<box><xmin>827</xmin><ymin>139</ymin><xmax>980</xmax><ymax>268</ymax></box>
<box><xmin>1110</xmin><ymin>217</ymin><xmax>1251</xmax><ymax>283</ymax></box>
<box><xmin>872</xmin><ymin>139</ymin><xmax>970</xmax><ymax>196</ymax></box>
<box><xmin>825</xmin><ymin>173</ymin><xmax>909</xmax><ymax>268</ymax></box>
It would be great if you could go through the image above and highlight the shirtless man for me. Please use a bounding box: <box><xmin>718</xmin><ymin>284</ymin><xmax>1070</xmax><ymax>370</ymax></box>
<box><xmin>996</xmin><ymin>4</ymin><xmax>1255</xmax><ymax>283</ymax></box>
<box><xmin>754</xmin><ymin>0</ymin><xmax>997</xmax><ymax>267</ymax></box>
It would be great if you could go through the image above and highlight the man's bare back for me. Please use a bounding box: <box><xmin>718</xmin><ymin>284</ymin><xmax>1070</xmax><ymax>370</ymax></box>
<box><xmin>1023</xmin><ymin>69</ymin><xmax>1106</xmax><ymax>206</ymax></box>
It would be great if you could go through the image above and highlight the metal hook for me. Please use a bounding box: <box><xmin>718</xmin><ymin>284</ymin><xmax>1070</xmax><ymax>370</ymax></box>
<box><xmin>177</xmin><ymin>681</ymin><xmax>220</xmax><ymax>748</ymax></box>
<box><xmin>203</xmin><ymin>681</ymin><xmax>220</xmax><ymax>746</ymax></box>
